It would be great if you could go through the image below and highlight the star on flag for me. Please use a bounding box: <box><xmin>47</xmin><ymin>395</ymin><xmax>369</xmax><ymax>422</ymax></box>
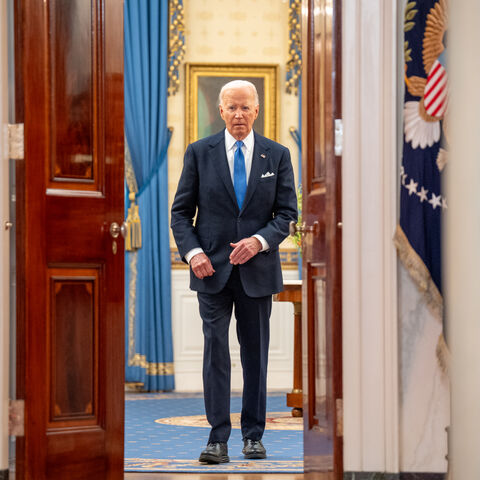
<box><xmin>406</xmin><ymin>179</ymin><xmax>418</xmax><ymax>196</ymax></box>
<box><xmin>429</xmin><ymin>193</ymin><xmax>442</xmax><ymax>210</ymax></box>
<box><xmin>417</xmin><ymin>186</ymin><xmax>429</xmax><ymax>202</ymax></box>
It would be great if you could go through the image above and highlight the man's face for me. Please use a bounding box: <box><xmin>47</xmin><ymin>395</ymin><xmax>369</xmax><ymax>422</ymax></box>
<box><xmin>219</xmin><ymin>86</ymin><xmax>259</xmax><ymax>141</ymax></box>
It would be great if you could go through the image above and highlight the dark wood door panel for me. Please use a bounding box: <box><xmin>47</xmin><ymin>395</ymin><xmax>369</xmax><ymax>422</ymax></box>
<box><xmin>47</xmin><ymin>0</ymin><xmax>104</xmax><ymax>189</ymax></box>
<box><xmin>45</xmin><ymin>197</ymin><xmax>111</xmax><ymax>262</ymax></box>
<box><xmin>302</xmin><ymin>0</ymin><xmax>342</xmax><ymax>477</ymax></box>
<box><xmin>47</xmin><ymin>270</ymin><xmax>100</xmax><ymax>426</ymax></box>
<box><xmin>15</xmin><ymin>0</ymin><xmax>124</xmax><ymax>478</ymax></box>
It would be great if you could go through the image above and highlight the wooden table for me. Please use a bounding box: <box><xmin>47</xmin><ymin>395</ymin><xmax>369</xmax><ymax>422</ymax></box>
<box><xmin>273</xmin><ymin>280</ymin><xmax>302</xmax><ymax>417</ymax></box>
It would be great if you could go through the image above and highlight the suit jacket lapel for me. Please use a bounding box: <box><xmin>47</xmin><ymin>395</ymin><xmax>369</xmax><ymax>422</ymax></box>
<box><xmin>209</xmin><ymin>133</ymin><xmax>238</xmax><ymax>209</ymax></box>
<box><xmin>240</xmin><ymin>132</ymin><xmax>269</xmax><ymax>214</ymax></box>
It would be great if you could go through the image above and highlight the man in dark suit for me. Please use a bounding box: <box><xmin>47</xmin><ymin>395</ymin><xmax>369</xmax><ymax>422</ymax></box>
<box><xmin>171</xmin><ymin>80</ymin><xmax>297</xmax><ymax>464</ymax></box>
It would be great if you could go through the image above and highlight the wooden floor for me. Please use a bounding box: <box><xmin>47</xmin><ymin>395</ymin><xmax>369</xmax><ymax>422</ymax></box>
<box><xmin>125</xmin><ymin>474</ymin><xmax>305</xmax><ymax>479</ymax></box>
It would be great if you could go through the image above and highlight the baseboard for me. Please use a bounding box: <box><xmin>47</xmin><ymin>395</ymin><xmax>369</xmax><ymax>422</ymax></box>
<box><xmin>0</xmin><ymin>469</ymin><xmax>9</xmax><ymax>480</ymax></box>
<box><xmin>344</xmin><ymin>473</ymin><xmax>445</xmax><ymax>480</ymax></box>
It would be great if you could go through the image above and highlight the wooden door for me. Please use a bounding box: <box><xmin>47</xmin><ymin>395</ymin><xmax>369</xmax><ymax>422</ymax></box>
<box><xmin>301</xmin><ymin>0</ymin><xmax>342</xmax><ymax>478</ymax></box>
<box><xmin>14</xmin><ymin>0</ymin><xmax>125</xmax><ymax>478</ymax></box>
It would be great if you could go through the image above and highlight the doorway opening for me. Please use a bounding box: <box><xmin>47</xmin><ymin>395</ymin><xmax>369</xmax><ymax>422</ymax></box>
<box><xmin>123</xmin><ymin>0</ymin><xmax>305</xmax><ymax>474</ymax></box>
<box><xmin>8</xmin><ymin>0</ymin><xmax>343</xmax><ymax>478</ymax></box>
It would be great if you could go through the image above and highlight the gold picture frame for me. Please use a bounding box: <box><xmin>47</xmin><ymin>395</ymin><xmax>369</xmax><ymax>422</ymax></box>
<box><xmin>185</xmin><ymin>63</ymin><xmax>279</xmax><ymax>146</ymax></box>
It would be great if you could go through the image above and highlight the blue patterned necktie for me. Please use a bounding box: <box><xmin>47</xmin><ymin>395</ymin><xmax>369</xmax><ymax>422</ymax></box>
<box><xmin>233</xmin><ymin>140</ymin><xmax>247</xmax><ymax>209</ymax></box>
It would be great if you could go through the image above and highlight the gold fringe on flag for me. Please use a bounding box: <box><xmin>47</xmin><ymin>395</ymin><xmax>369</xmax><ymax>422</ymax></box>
<box><xmin>436</xmin><ymin>332</ymin><xmax>450</xmax><ymax>377</ymax></box>
<box><xmin>394</xmin><ymin>224</ymin><xmax>450</xmax><ymax>374</ymax></box>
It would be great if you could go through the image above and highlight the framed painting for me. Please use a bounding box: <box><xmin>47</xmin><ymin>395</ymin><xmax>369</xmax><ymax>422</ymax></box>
<box><xmin>185</xmin><ymin>63</ymin><xmax>279</xmax><ymax>146</ymax></box>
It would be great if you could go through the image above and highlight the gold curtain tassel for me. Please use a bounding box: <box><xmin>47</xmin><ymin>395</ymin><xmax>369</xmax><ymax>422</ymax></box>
<box><xmin>131</xmin><ymin>204</ymin><xmax>142</xmax><ymax>249</ymax></box>
<box><xmin>125</xmin><ymin>201</ymin><xmax>135</xmax><ymax>252</ymax></box>
<box><xmin>125</xmin><ymin>191</ymin><xmax>141</xmax><ymax>251</ymax></box>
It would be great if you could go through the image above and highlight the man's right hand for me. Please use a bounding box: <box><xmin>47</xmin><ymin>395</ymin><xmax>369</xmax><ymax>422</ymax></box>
<box><xmin>190</xmin><ymin>253</ymin><xmax>215</xmax><ymax>279</ymax></box>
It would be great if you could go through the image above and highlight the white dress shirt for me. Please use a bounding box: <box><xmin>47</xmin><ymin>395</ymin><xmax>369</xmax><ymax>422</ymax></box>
<box><xmin>185</xmin><ymin>129</ymin><xmax>269</xmax><ymax>264</ymax></box>
<box><xmin>225</xmin><ymin>128</ymin><xmax>254</xmax><ymax>183</ymax></box>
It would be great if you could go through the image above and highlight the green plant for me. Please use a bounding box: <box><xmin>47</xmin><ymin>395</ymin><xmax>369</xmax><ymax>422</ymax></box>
<box><xmin>290</xmin><ymin>184</ymin><xmax>302</xmax><ymax>253</ymax></box>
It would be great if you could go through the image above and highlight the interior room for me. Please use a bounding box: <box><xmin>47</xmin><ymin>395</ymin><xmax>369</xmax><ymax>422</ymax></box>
<box><xmin>4</xmin><ymin>0</ymin><xmax>480</xmax><ymax>478</ymax></box>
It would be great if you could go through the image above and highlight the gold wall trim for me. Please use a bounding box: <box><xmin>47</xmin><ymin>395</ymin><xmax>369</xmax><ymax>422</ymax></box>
<box><xmin>285</xmin><ymin>0</ymin><xmax>301</xmax><ymax>95</ymax></box>
<box><xmin>168</xmin><ymin>0</ymin><xmax>185</xmax><ymax>96</ymax></box>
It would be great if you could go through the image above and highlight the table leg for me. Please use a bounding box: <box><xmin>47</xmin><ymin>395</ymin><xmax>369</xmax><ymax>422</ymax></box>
<box><xmin>286</xmin><ymin>301</ymin><xmax>303</xmax><ymax>417</ymax></box>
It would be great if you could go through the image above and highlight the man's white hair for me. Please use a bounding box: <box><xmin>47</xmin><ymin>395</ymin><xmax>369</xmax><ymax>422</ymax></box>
<box><xmin>218</xmin><ymin>80</ymin><xmax>259</xmax><ymax>106</ymax></box>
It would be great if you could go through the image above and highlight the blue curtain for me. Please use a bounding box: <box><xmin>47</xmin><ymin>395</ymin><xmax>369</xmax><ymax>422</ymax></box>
<box><xmin>124</xmin><ymin>0</ymin><xmax>174</xmax><ymax>391</ymax></box>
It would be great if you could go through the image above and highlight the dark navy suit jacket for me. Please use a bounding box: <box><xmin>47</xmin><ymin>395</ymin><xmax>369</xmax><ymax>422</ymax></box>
<box><xmin>171</xmin><ymin>130</ymin><xmax>298</xmax><ymax>298</ymax></box>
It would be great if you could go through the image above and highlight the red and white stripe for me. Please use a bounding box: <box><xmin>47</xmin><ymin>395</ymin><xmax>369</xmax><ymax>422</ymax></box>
<box><xmin>424</xmin><ymin>59</ymin><xmax>448</xmax><ymax>118</ymax></box>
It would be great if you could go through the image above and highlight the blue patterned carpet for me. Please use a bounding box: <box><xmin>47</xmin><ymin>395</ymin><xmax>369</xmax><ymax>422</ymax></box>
<box><xmin>125</xmin><ymin>392</ymin><xmax>304</xmax><ymax>473</ymax></box>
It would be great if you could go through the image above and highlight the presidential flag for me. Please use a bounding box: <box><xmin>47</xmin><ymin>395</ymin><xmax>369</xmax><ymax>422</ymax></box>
<box><xmin>394</xmin><ymin>0</ymin><xmax>448</xmax><ymax>367</ymax></box>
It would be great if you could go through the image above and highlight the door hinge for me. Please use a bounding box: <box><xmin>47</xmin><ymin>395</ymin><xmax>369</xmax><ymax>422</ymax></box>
<box><xmin>9</xmin><ymin>399</ymin><xmax>24</xmax><ymax>436</ymax></box>
<box><xmin>336</xmin><ymin>398</ymin><xmax>343</xmax><ymax>437</ymax></box>
<box><xmin>8</xmin><ymin>123</ymin><xmax>24</xmax><ymax>160</ymax></box>
<box><xmin>334</xmin><ymin>119</ymin><xmax>343</xmax><ymax>156</ymax></box>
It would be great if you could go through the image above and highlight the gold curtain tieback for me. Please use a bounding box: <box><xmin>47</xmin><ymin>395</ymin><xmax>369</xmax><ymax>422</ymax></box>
<box><xmin>125</xmin><ymin>191</ymin><xmax>142</xmax><ymax>251</ymax></box>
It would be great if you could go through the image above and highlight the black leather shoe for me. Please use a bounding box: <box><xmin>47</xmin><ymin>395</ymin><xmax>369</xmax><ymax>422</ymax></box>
<box><xmin>199</xmin><ymin>442</ymin><xmax>230</xmax><ymax>464</ymax></box>
<box><xmin>242</xmin><ymin>438</ymin><xmax>267</xmax><ymax>459</ymax></box>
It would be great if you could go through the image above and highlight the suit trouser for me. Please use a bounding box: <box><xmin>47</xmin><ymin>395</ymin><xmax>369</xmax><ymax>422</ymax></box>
<box><xmin>197</xmin><ymin>266</ymin><xmax>272</xmax><ymax>443</ymax></box>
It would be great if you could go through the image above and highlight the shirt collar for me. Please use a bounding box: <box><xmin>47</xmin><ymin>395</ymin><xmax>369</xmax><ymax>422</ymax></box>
<box><xmin>224</xmin><ymin>128</ymin><xmax>255</xmax><ymax>152</ymax></box>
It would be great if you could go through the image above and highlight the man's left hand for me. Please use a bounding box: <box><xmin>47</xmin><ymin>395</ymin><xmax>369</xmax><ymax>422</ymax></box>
<box><xmin>229</xmin><ymin>237</ymin><xmax>262</xmax><ymax>265</ymax></box>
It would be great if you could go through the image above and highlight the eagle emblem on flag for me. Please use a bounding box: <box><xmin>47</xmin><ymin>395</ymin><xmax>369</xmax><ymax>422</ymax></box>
<box><xmin>395</xmin><ymin>0</ymin><xmax>449</xmax><ymax>369</ymax></box>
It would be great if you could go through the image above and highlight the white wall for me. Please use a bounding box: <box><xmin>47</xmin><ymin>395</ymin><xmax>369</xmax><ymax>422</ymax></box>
<box><xmin>447</xmin><ymin>2</ymin><xmax>480</xmax><ymax>478</ymax></box>
<box><xmin>0</xmin><ymin>0</ymin><xmax>10</xmax><ymax>471</ymax></box>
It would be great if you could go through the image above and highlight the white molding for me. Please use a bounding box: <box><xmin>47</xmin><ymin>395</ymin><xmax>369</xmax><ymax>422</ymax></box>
<box><xmin>342</xmin><ymin>0</ymin><xmax>399</xmax><ymax>472</ymax></box>
<box><xmin>382</xmin><ymin>0</ymin><xmax>400</xmax><ymax>472</ymax></box>
<box><xmin>342</xmin><ymin>0</ymin><xmax>362</xmax><ymax>469</ymax></box>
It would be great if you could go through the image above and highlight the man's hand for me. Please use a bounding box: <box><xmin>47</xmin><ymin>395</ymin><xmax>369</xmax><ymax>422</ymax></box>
<box><xmin>190</xmin><ymin>253</ymin><xmax>215</xmax><ymax>279</ymax></box>
<box><xmin>229</xmin><ymin>237</ymin><xmax>262</xmax><ymax>265</ymax></box>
